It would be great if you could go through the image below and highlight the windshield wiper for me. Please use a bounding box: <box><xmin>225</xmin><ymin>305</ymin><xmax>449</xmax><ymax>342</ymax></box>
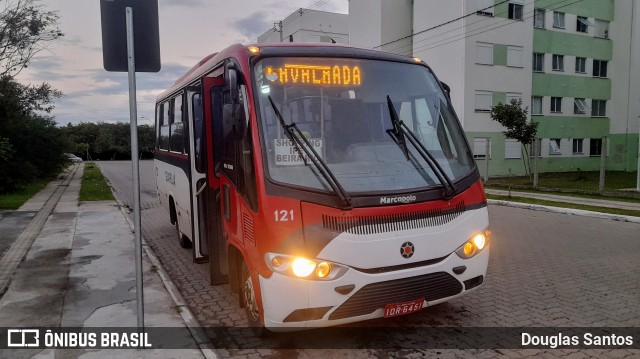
<box><xmin>385</xmin><ymin>95</ymin><xmax>457</xmax><ymax>199</ymax></box>
<box><xmin>267</xmin><ymin>95</ymin><xmax>352</xmax><ymax>210</ymax></box>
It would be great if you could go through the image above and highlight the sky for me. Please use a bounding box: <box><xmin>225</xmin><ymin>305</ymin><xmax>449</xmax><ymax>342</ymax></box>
<box><xmin>16</xmin><ymin>0</ymin><xmax>349</xmax><ymax>127</ymax></box>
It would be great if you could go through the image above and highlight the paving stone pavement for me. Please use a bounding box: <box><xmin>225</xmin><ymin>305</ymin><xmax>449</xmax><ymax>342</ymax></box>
<box><xmin>99</xmin><ymin>161</ymin><xmax>640</xmax><ymax>358</ymax></box>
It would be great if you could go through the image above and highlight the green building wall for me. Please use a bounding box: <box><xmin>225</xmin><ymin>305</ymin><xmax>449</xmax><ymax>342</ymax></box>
<box><xmin>477</xmin><ymin>0</ymin><xmax>636</xmax><ymax>177</ymax></box>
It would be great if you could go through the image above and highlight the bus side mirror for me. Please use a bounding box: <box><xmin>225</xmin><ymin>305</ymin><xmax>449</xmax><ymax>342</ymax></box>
<box><xmin>441</xmin><ymin>82</ymin><xmax>451</xmax><ymax>99</ymax></box>
<box><xmin>228</xmin><ymin>66</ymin><xmax>239</xmax><ymax>105</ymax></box>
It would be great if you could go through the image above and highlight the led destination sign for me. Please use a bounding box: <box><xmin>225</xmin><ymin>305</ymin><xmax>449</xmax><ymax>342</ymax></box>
<box><xmin>265</xmin><ymin>64</ymin><xmax>361</xmax><ymax>86</ymax></box>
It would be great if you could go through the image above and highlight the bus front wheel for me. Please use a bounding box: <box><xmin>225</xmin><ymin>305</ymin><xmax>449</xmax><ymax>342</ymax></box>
<box><xmin>241</xmin><ymin>262</ymin><xmax>267</xmax><ymax>336</ymax></box>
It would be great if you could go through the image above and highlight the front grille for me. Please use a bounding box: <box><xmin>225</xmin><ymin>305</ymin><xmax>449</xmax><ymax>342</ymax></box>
<box><xmin>322</xmin><ymin>202</ymin><xmax>465</xmax><ymax>235</ymax></box>
<box><xmin>329</xmin><ymin>272</ymin><xmax>462</xmax><ymax>320</ymax></box>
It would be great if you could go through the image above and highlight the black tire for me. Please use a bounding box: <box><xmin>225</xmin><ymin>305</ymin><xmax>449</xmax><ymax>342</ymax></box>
<box><xmin>241</xmin><ymin>261</ymin><xmax>268</xmax><ymax>337</ymax></box>
<box><xmin>175</xmin><ymin>216</ymin><xmax>192</xmax><ymax>249</ymax></box>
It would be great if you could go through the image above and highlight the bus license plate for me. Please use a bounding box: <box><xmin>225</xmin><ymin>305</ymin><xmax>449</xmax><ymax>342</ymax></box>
<box><xmin>384</xmin><ymin>298</ymin><xmax>425</xmax><ymax>318</ymax></box>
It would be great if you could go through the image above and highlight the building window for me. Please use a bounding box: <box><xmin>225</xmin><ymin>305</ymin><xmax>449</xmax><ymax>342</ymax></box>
<box><xmin>505</xmin><ymin>139</ymin><xmax>521</xmax><ymax>159</ymax></box>
<box><xmin>530</xmin><ymin>141</ymin><xmax>542</xmax><ymax>157</ymax></box>
<box><xmin>507</xmin><ymin>45</ymin><xmax>523</xmax><ymax>67</ymax></box>
<box><xmin>532</xmin><ymin>96</ymin><xmax>543</xmax><ymax>115</ymax></box>
<box><xmin>552</xmin><ymin>54</ymin><xmax>564</xmax><ymax>71</ymax></box>
<box><xmin>533</xmin><ymin>52</ymin><xmax>544</xmax><ymax>72</ymax></box>
<box><xmin>593</xmin><ymin>60</ymin><xmax>608</xmax><ymax>77</ymax></box>
<box><xmin>551</xmin><ymin>97</ymin><xmax>562</xmax><ymax>113</ymax></box>
<box><xmin>553</xmin><ymin>11</ymin><xmax>565</xmax><ymax>28</ymax></box>
<box><xmin>506</xmin><ymin>92</ymin><xmax>522</xmax><ymax>105</ymax></box>
<box><xmin>476</xmin><ymin>42</ymin><xmax>494</xmax><ymax>65</ymax></box>
<box><xmin>574</xmin><ymin>98</ymin><xmax>589</xmax><ymax>114</ymax></box>
<box><xmin>594</xmin><ymin>19</ymin><xmax>609</xmax><ymax>38</ymax></box>
<box><xmin>508</xmin><ymin>3</ymin><xmax>523</xmax><ymax>20</ymax></box>
<box><xmin>589</xmin><ymin>138</ymin><xmax>602</xmax><ymax>156</ymax></box>
<box><xmin>573</xmin><ymin>139</ymin><xmax>584</xmax><ymax>154</ymax></box>
<box><xmin>475</xmin><ymin>91</ymin><xmax>493</xmax><ymax>112</ymax></box>
<box><xmin>591</xmin><ymin>100</ymin><xmax>606</xmax><ymax>117</ymax></box>
<box><xmin>549</xmin><ymin>138</ymin><xmax>561</xmax><ymax>155</ymax></box>
<box><xmin>475</xmin><ymin>0</ymin><xmax>494</xmax><ymax>15</ymax></box>
<box><xmin>575</xmin><ymin>57</ymin><xmax>586</xmax><ymax>73</ymax></box>
<box><xmin>534</xmin><ymin>9</ymin><xmax>545</xmax><ymax>28</ymax></box>
<box><xmin>576</xmin><ymin>16</ymin><xmax>589</xmax><ymax>33</ymax></box>
<box><xmin>473</xmin><ymin>138</ymin><xmax>491</xmax><ymax>159</ymax></box>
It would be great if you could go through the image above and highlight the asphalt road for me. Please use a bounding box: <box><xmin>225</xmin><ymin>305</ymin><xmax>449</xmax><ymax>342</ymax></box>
<box><xmin>98</xmin><ymin>160</ymin><xmax>640</xmax><ymax>358</ymax></box>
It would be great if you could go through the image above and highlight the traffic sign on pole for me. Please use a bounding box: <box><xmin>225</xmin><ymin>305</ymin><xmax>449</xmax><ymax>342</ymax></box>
<box><xmin>100</xmin><ymin>0</ymin><xmax>161</xmax><ymax>332</ymax></box>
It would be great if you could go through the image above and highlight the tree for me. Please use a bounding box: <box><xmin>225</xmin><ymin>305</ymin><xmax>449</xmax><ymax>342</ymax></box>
<box><xmin>0</xmin><ymin>0</ymin><xmax>63</xmax><ymax>77</ymax></box>
<box><xmin>490</xmin><ymin>99</ymin><xmax>538</xmax><ymax>175</ymax></box>
<box><xmin>0</xmin><ymin>0</ymin><xmax>64</xmax><ymax>192</ymax></box>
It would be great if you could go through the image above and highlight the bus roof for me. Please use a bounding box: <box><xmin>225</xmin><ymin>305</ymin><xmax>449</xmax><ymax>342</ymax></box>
<box><xmin>156</xmin><ymin>43</ymin><xmax>422</xmax><ymax>102</ymax></box>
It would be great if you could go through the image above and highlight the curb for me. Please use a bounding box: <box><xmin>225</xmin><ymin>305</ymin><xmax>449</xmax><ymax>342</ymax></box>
<box><xmin>487</xmin><ymin>199</ymin><xmax>640</xmax><ymax>224</ymax></box>
<box><xmin>106</xmin><ymin>175</ymin><xmax>218</xmax><ymax>359</ymax></box>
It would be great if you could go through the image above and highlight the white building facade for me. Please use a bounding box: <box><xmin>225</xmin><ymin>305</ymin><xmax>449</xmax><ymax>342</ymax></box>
<box><xmin>349</xmin><ymin>0</ymin><xmax>640</xmax><ymax>176</ymax></box>
<box><xmin>257</xmin><ymin>8</ymin><xmax>348</xmax><ymax>45</ymax></box>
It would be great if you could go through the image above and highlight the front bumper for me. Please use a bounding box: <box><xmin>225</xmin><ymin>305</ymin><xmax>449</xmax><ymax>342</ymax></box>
<box><xmin>259</xmin><ymin>244</ymin><xmax>489</xmax><ymax>330</ymax></box>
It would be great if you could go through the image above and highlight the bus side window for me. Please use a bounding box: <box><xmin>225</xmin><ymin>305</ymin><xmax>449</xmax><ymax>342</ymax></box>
<box><xmin>159</xmin><ymin>102</ymin><xmax>170</xmax><ymax>150</ymax></box>
<box><xmin>155</xmin><ymin>103</ymin><xmax>163</xmax><ymax>149</ymax></box>
<box><xmin>170</xmin><ymin>94</ymin><xmax>185</xmax><ymax>153</ymax></box>
<box><xmin>192</xmin><ymin>93</ymin><xmax>205</xmax><ymax>172</ymax></box>
<box><xmin>221</xmin><ymin>91</ymin><xmax>237</xmax><ymax>184</ymax></box>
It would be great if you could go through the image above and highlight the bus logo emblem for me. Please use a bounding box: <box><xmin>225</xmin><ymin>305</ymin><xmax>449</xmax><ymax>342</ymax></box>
<box><xmin>400</xmin><ymin>242</ymin><xmax>414</xmax><ymax>259</ymax></box>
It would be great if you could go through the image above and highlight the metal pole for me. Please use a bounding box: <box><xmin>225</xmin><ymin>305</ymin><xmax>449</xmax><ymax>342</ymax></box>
<box><xmin>126</xmin><ymin>6</ymin><xmax>144</xmax><ymax>329</ymax></box>
<box><xmin>533</xmin><ymin>138</ymin><xmax>539</xmax><ymax>188</ymax></box>
<box><xmin>279</xmin><ymin>21</ymin><xmax>283</xmax><ymax>42</ymax></box>
<box><xmin>484</xmin><ymin>138</ymin><xmax>490</xmax><ymax>182</ymax></box>
<box><xmin>599</xmin><ymin>136</ymin><xmax>607</xmax><ymax>193</ymax></box>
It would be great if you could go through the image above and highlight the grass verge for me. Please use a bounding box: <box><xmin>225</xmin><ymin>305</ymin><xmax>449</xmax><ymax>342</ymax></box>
<box><xmin>487</xmin><ymin>194</ymin><xmax>640</xmax><ymax>217</ymax></box>
<box><xmin>0</xmin><ymin>179</ymin><xmax>51</xmax><ymax>209</ymax></box>
<box><xmin>80</xmin><ymin>163</ymin><xmax>115</xmax><ymax>201</ymax></box>
<box><xmin>486</xmin><ymin>171</ymin><xmax>638</xmax><ymax>192</ymax></box>
<box><xmin>485</xmin><ymin>186</ymin><xmax>640</xmax><ymax>204</ymax></box>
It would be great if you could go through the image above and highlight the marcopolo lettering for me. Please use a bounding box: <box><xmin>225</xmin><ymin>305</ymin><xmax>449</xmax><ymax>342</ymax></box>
<box><xmin>380</xmin><ymin>195</ymin><xmax>417</xmax><ymax>204</ymax></box>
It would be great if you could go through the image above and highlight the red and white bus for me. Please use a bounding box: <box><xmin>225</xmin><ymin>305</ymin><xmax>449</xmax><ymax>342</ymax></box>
<box><xmin>154</xmin><ymin>43</ymin><xmax>490</xmax><ymax>330</ymax></box>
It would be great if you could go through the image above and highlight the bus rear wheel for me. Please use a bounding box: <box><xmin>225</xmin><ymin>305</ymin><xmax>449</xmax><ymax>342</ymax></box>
<box><xmin>241</xmin><ymin>262</ymin><xmax>267</xmax><ymax>336</ymax></box>
<box><xmin>175</xmin><ymin>216</ymin><xmax>192</xmax><ymax>249</ymax></box>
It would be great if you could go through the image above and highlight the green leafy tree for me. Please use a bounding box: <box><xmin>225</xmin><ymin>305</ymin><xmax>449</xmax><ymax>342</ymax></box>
<box><xmin>490</xmin><ymin>99</ymin><xmax>538</xmax><ymax>175</ymax></box>
<box><xmin>0</xmin><ymin>0</ymin><xmax>63</xmax><ymax>77</ymax></box>
<box><xmin>0</xmin><ymin>1</ymin><xmax>64</xmax><ymax>192</ymax></box>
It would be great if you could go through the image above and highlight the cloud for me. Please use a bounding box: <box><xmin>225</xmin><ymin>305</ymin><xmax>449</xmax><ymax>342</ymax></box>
<box><xmin>232</xmin><ymin>12</ymin><xmax>273</xmax><ymax>41</ymax></box>
<box><xmin>51</xmin><ymin>62</ymin><xmax>190</xmax><ymax>126</ymax></box>
<box><xmin>160</xmin><ymin>0</ymin><xmax>206</xmax><ymax>8</ymax></box>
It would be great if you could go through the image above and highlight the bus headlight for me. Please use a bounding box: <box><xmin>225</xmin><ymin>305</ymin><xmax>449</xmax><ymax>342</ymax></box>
<box><xmin>266</xmin><ymin>253</ymin><xmax>347</xmax><ymax>281</ymax></box>
<box><xmin>292</xmin><ymin>258</ymin><xmax>316</xmax><ymax>278</ymax></box>
<box><xmin>455</xmin><ymin>230</ymin><xmax>490</xmax><ymax>259</ymax></box>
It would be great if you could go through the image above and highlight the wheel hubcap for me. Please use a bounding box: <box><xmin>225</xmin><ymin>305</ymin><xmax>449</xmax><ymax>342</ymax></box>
<box><xmin>243</xmin><ymin>275</ymin><xmax>260</xmax><ymax>322</ymax></box>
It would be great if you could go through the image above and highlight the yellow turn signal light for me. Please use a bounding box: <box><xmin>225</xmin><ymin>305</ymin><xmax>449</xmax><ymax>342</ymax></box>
<box><xmin>315</xmin><ymin>262</ymin><xmax>331</xmax><ymax>278</ymax></box>
<box><xmin>247</xmin><ymin>46</ymin><xmax>260</xmax><ymax>54</ymax></box>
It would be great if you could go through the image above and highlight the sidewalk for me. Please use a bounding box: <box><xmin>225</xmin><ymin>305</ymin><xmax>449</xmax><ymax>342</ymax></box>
<box><xmin>0</xmin><ymin>164</ymin><xmax>206</xmax><ymax>358</ymax></box>
<box><xmin>485</xmin><ymin>188</ymin><xmax>640</xmax><ymax>223</ymax></box>
<box><xmin>485</xmin><ymin>188</ymin><xmax>640</xmax><ymax>211</ymax></box>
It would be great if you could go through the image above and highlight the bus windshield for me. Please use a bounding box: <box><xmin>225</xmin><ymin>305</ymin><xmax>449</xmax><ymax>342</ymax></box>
<box><xmin>253</xmin><ymin>57</ymin><xmax>475</xmax><ymax>194</ymax></box>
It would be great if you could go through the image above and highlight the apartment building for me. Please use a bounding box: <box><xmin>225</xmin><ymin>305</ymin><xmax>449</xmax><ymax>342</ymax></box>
<box><xmin>349</xmin><ymin>0</ymin><xmax>640</xmax><ymax>176</ymax></box>
<box><xmin>257</xmin><ymin>8</ymin><xmax>348</xmax><ymax>44</ymax></box>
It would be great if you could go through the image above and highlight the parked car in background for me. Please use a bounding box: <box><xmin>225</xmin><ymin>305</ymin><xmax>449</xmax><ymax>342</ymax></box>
<box><xmin>65</xmin><ymin>153</ymin><xmax>83</xmax><ymax>163</ymax></box>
